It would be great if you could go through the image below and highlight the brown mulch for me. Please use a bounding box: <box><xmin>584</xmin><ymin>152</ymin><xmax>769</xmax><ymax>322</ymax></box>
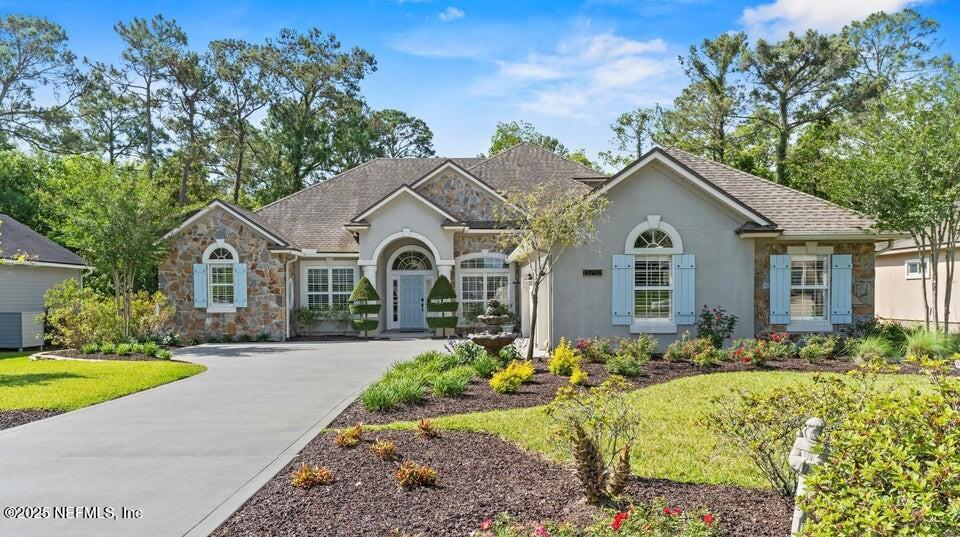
<box><xmin>40</xmin><ymin>350</ymin><xmax>168</xmax><ymax>362</ymax></box>
<box><xmin>0</xmin><ymin>409</ymin><xmax>62</xmax><ymax>431</ymax></box>
<box><xmin>330</xmin><ymin>357</ymin><xmax>857</xmax><ymax>427</ymax></box>
<box><xmin>213</xmin><ymin>430</ymin><xmax>789</xmax><ymax>537</ymax></box>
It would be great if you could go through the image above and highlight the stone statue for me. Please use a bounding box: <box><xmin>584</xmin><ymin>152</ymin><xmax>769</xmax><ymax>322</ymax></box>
<box><xmin>789</xmin><ymin>417</ymin><xmax>826</xmax><ymax>536</ymax></box>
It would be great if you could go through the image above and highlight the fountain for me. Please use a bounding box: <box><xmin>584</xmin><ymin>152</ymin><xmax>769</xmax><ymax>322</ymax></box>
<box><xmin>467</xmin><ymin>299</ymin><xmax>517</xmax><ymax>356</ymax></box>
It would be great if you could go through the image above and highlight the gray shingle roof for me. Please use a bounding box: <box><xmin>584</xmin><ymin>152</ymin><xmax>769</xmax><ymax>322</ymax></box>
<box><xmin>0</xmin><ymin>214</ymin><xmax>88</xmax><ymax>266</ymax></box>
<box><xmin>468</xmin><ymin>143</ymin><xmax>602</xmax><ymax>195</ymax></box>
<box><xmin>661</xmin><ymin>148</ymin><xmax>877</xmax><ymax>235</ymax></box>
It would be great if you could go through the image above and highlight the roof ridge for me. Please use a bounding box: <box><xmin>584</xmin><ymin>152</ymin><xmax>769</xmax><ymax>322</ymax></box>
<box><xmin>664</xmin><ymin>146</ymin><xmax>873</xmax><ymax>223</ymax></box>
<box><xmin>255</xmin><ymin>157</ymin><xmax>386</xmax><ymax>213</ymax></box>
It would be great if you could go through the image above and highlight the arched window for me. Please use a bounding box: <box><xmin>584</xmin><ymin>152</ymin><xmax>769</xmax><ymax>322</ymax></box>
<box><xmin>202</xmin><ymin>242</ymin><xmax>239</xmax><ymax>309</ymax></box>
<box><xmin>392</xmin><ymin>251</ymin><xmax>432</xmax><ymax>271</ymax></box>
<box><xmin>207</xmin><ymin>247</ymin><xmax>235</xmax><ymax>261</ymax></box>
<box><xmin>457</xmin><ymin>253</ymin><xmax>511</xmax><ymax>324</ymax></box>
<box><xmin>624</xmin><ymin>219</ymin><xmax>682</xmax><ymax>322</ymax></box>
<box><xmin>633</xmin><ymin>229</ymin><xmax>673</xmax><ymax>249</ymax></box>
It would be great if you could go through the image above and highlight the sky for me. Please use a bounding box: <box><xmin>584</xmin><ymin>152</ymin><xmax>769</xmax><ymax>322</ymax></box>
<box><xmin>3</xmin><ymin>0</ymin><xmax>959</xmax><ymax>162</ymax></box>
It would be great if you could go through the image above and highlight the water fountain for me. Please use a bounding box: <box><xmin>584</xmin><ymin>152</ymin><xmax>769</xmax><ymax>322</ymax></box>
<box><xmin>467</xmin><ymin>299</ymin><xmax>517</xmax><ymax>356</ymax></box>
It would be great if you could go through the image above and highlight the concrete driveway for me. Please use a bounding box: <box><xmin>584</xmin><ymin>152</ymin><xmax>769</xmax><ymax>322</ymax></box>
<box><xmin>0</xmin><ymin>339</ymin><xmax>445</xmax><ymax>537</ymax></box>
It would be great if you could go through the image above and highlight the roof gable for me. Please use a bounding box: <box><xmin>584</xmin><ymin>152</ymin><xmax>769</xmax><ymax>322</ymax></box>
<box><xmin>410</xmin><ymin>160</ymin><xmax>506</xmax><ymax>203</ymax></box>
<box><xmin>351</xmin><ymin>185</ymin><xmax>462</xmax><ymax>224</ymax></box>
<box><xmin>0</xmin><ymin>214</ymin><xmax>89</xmax><ymax>267</ymax></box>
<box><xmin>162</xmin><ymin>200</ymin><xmax>293</xmax><ymax>247</ymax></box>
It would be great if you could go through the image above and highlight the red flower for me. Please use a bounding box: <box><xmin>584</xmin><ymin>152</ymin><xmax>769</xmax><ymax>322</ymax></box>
<box><xmin>703</xmin><ymin>513</ymin><xmax>715</xmax><ymax>526</ymax></box>
<box><xmin>480</xmin><ymin>518</ymin><xmax>492</xmax><ymax>531</ymax></box>
<box><xmin>612</xmin><ymin>511</ymin><xmax>630</xmax><ymax>531</ymax></box>
<box><xmin>740</xmin><ymin>357</ymin><xmax>750</xmax><ymax>364</ymax></box>
<box><xmin>663</xmin><ymin>507</ymin><xmax>672</xmax><ymax>515</ymax></box>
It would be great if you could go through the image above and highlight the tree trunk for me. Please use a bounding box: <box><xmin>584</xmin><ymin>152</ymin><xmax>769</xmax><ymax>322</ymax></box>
<box><xmin>527</xmin><ymin>289</ymin><xmax>538</xmax><ymax>361</ymax></box>
<box><xmin>179</xmin><ymin>119</ymin><xmax>195</xmax><ymax>206</ymax></box>
<box><xmin>916</xmin><ymin>233</ymin><xmax>931</xmax><ymax>330</ymax></box>
<box><xmin>944</xmin><ymin>220</ymin><xmax>957</xmax><ymax>332</ymax></box>
<box><xmin>145</xmin><ymin>80</ymin><xmax>154</xmax><ymax>182</ymax></box>
<box><xmin>776</xmin><ymin>97</ymin><xmax>789</xmax><ymax>185</ymax></box>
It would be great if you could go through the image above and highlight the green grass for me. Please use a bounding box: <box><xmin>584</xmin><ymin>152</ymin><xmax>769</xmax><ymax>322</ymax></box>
<box><xmin>0</xmin><ymin>352</ymin><xmax>206</xmax><ymax>411</ymax></box>
<box><xmin>372</xmin><ymin>371</ymin><xmax>924</xmax><ymax>488</ymax></box>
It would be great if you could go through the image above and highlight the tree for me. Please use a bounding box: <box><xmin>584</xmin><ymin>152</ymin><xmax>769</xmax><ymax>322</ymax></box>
<box><xmin>162</xmin><ymin>50</ymin><xmax>213</xmax><ymax>205</ymax></box>
<box><xmin>495</xmin><ymin>185</ymin><xmax>609</xmax><ymax>359</ymax></box>
<box><xmin>655</xmin><ymin>33</ymin><xmax>747</xmax><ymax>165</ymax></box>
<box><xmin>426</xmin><ymin>275</ymin><xmax>458</xmax><ymax>337</ymax></box>
<box><xmin>567</xmin><ymin>148</ymin><xmax>601</xmax><ymax>171</ymax></box>
<box><xmin>207</xmin><ymin>39</ymin><xmax>274</xmax><ymax>204</ymax></box>
<box><xmin>600</xmin><ymin>107</ymin><xmax>656</xmax><ymax>168</ymax></box>
<box><xmin>825</xmin><ymin>71</ymin><xmax>960</xmax><ymax>330</ymax></box>
<box><xmin>740</xmin><ymin>30</ymin><xmax>857</xmax><ymax>186</ymax></box>
<box><xmin>0</xmin><ymin>150</ymin><xmax>51</xmax><ymax>232</ymax></box>
<box><xmin>370</xmin><ymin>108</ymin><xmax>434</xmax><ymax>158</ymax></box>
<box><xmin>107</xmin><ymin>15</ymin><xmax>187</xmax><ymax>181</ymax></box>
<box><xmin>489</xmin><ymin>120</ymin><xmax>566</xmax><ymax>156</ymax></box>
<box><xmin>0</xmin><ymin>15</ymin><xmax>83</xmax><ymax>151</ymax></box>
<box><xmin>349</xmin><ymin>276</ymin><xmax>380</xmax><ymax>337</ymax></box>
<box><xmin>74</xmin><ymin>71</ymin><xmax>143</xmax><ymax>165</ymax></box>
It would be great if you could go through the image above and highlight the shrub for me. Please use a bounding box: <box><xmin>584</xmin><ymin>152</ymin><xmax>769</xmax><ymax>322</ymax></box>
<box><xmin>799</xmin><ymin>335</ymin><xmax>838</xmax><ymax>363</ymax></box>
<box><xmin>663</xmin><ymin>332</ymin><xmax>713</xmax><ymax>363</ymax></box>
<box><xmin>548</xmin><ymin>338</ymin><xmax>580</xmax><ymax>376</ymax></box>
<box><xmin>361</xmin><ymin>377</ymin><xmax>425</xmax><ymax>411</ymax></box>
<box><xmin>426</xmin><ymin>275</ymin><xmax>458</xmax><ymax>336</ymax></box>
<box><xmin>130</xmin><ymin>343</ymin><xmax>145</xmax><ymax>354</ymax></box>
<box><xmin>115</xmin><ymin>343</ymin><xmax>132</xmax><ymax>356</ymax></box>
<box><xmin>498</xmin><ymin>343</ymin><xmax>521</xmax><ymax>363</ymax></box>
<box><xmin>43</xmin><ymin>280</ymin><xmax>123</xmax><ymax>349</ymax></box>
<box><xmin>692</xmin><ymin>347</ymin><xmax>726</xmax><ymax>368</ymax></box>
<box><xmin>395</xmin><ymin>461</ymin><xmax>437</xmax><ymax>489</ymax></box>
<box><xmin>730</xmin><ymin>336</ymin><xmax>795</xmax><ymax>366</ymax></box>
<box><xmin>141</xmin><ymin>341</ymin><xmax>160</xmax><ymax>357</ymax></box>
<box><xmin>218</xmin><ymin>334</ymin><xmax>234</xmax><ymax>343</ymax></box>
<box><xmin>98</xmin><ymin>341</ymin><xmax>116</xmax><ymax>354</ymax></box>
<box><xmin>570</xmin><ymin>367</ymin><xmax>589</xmax><ymax>386</ymax></box>
<box><xmin>290</xmin><ymin>463</ymin><xmax>334</xmax><ymax>488</ymax></box>
<box><xmin>904</xmin><ymin>328</ymin><xmax>951</xmax><ymax>358</ymax></box>
<box><xmin>416</xmin><ymin>418</ymin><xmax>439</xmax><ymax>438</ymax></box>
<box><xmin>586</xmin><ymin>499</ymin><xmax>720</xmax><ymax>536</ymax></box>
<box><xmin>256</xmin><ymin>332</ymin><xmax>271</xmax><ymax>342</ymax></box>
<box><xmin>696</xmin><ymin>305</ymin><xmax>738</xmax><ymax>348</ymax></box>
<box><xmin>489</xmin><ymin>370</ymin><xmax>522</xmax><ymax>394</ymax></box>
<box><xmin>334</xmin><ymin>423</ymin><xmax>363</xmax><ymax>448</ymax></box>
<box><xmin>470</xmin><ymin>353</ymin><xmax>501</xmax><ymax>378</ymax></box>
<box><xmin>577</xmin><ymin>337</ymin><xmax>614</xmax><ymax>363</ymax></box>
<box><xmin>546</xmin><ymin>376</ymin><xmax>641</xmax><ymax>506</ymax></box>
<box><xmin>349</xmin><ymin>276</ymin><xmax>381</xmax><ymax>336</ymax></box>
<box><xmin>370</xmin><ymin>438</ymin><xmax>397</xmax><ymax>461</ymax></box>
<box><xmin>605</xmin><ymin>354</ymin><xmax>645</xmax><ymax>377</ymax></box>
<box><xmin>80</xmin><ymin>343</ymin><xmax>99</xmax><ymax>354</ymax></box>
<box><xmin>155</xmin><ymin>349</ymin><xmax>173</xmax><ymax>360</ymax></box>
<box><xmin>802</xmin><ymin>360</ymin><xmax>960</xmax><ymax>535</ymax></box>
<box><xmin>432</xmin><ymin>366</ymin><xmax>473</xmax><ymax>397</ymax></box>
<box><xmin>616</xmin><ymin>334</ymin><xmax>657</xmax><ymax>361</ymax></box>
<box><xmin>449</xmin><ymin>340</ymin><xmax>486</xmax><ymax>365</ymax></box>
<box><xmin>238</xmin><ymin>333</ymin><xmax>253</xmax><ymax>343</ymax></box>
<box><xmin>848</xmin><ymin>335</ymin><xmax>895</xmax><ymax>365</ymax></box>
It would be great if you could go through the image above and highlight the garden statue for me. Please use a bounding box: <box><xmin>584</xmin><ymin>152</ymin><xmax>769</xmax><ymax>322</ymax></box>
<box><xmin>467</xmin><ymin>299</ymin><xmax>517</xmax><ymax>356</ymax></box>
<box><xmin>789</xmin><ymin>417</ymin><xmax>827</xmax><ymax>536</ymax></box>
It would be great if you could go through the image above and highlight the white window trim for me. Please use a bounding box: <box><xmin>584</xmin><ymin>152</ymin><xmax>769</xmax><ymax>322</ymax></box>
<box><xmin>299</xmin><ymin>260</ymin><xmax>358</xmax><ymax>313</ymax></box>
<box><xmin>905</xmin><ymin>258</ymin><xmax>928</xmax><ymax>280</ymax></box>
<box><xmin>631</xmin><ymin>254</ymin><xmax>676</xmax><ymax>333</ymax></box>
<box><xmin>788</xmin><ymin>254</ymin><xmax>831</xmax><ymax>323</ymax></box>
<box><xmin>624</xmin><ymin>217</ymin><xmax>683</xmax><ymax>255</ymax></box>
<box><xmin>202</xmin><ymin>240</ymin><xmax>238</xmax><ymax>313</ymax></box>
<box><xmin>456</xmin><ymin>252</ymin><xmax>512</xmax><ymax>326</ymax></box>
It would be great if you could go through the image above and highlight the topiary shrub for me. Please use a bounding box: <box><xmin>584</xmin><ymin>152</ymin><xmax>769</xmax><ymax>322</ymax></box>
<box><xmin>349</xmin><ymin>276</ymin><xmax>381</xmax><ymax>337</ymax></box>
<box><xmin>548</xmin><ymin>337</ymin><xmax>580</xmax><ymax>376</ymax></box>
<box><xmin>426</xmin><ymin>275</ymin><xmax>458</xmax><ymax>336</ymax></box>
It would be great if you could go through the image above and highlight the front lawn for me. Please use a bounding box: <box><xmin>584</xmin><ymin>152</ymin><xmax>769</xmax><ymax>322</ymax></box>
<box><xmin>375</xmin><ymin>371</ymin><xmax>924</xmax><ymax>488</ymax></box>
<box><xmin>0</xmin><ymin>351</ymin><xmax>205</xmax><ymax>411</ymax></box>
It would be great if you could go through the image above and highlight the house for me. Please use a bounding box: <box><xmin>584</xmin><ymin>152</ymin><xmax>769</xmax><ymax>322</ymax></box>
<box><xmin>158</xmin><ymin>143</ymin><xmax>904</xmax><ymax>348</ymax></box>
<box><xmin>875</xmin><ymin>238</ymin><xmax>960</xmax><ymax>330</ymax></box>
<box><xmin>0</xmin><ymin>214</ymin><xmax>91</xmax><ymax>349</ymax></box>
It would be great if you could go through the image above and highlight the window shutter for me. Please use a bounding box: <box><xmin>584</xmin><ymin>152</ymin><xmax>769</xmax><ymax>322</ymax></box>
<box><xmin>673</xmin><ymin>254</ymin><xmax>695</xmax><ymax>324</ymax></box>
<box><xmin>234</xmin><ymin>263</ymin><xmax>248</xmax><ymax>307</ymax></box>
<box><xmin>193</xmin><ymin>264</ymin><xmax>207</xmax><ymax>308</ymax></box>
<box><xmin>769</xmin><ymin>255</ymin><xmax>790</xmax><ymax>324</ymax></box>
<box><xmin>831</xmin><ymin>254</ymin><xmax>852</xmax><ymax>324</ymax></box>
<box><xmin>612</xmin><ymin>255</ymin><xmax>634</xmax><ymax>325</ymax></box>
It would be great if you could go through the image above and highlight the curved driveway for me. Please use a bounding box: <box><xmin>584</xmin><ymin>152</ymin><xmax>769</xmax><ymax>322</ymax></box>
<box><xmin>0</xmin><ymin>340</ymin><xmax>444</xmax><ymax>537</ymax></box>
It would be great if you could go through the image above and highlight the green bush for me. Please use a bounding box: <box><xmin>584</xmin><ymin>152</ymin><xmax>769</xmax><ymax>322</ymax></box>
<box><xmin>848</xmin><ymin>335</ymin><xmax>894</xmax><ymax>364</ymax></box>
<box><xmin>904</xmin><ymin>328</ymin><xmax>951</xmax><ymax>358</ymax></box>
<box><xmin>80</xmin><ymin>343</ymin><xmax>99</xmax><ymax>354</ymax></box>
<box><xmin>114</xmin><ymin>343</ymin><xmax>132</xmax><ymax>356</ymax></box>
<box><xmin>663</xmin><ymin>331</ymin><xmax>713</xmax><ymax>363</ymax></box>
<box><xmin>605</xmin><ymin>353</ymin><xmax>645</xmax><ymax>377</ymax></box>
<box><xmin>432</xmin><ymin>366</ymin><xmax>474</xmax><ymax>397</ymax></box>
<box><xmin>426</xmin><ymin>275</ymin><xmax>458</xmax><ymax>336</ymax></box>
<box><xmin>696</xmin><ymin>305</ymin><xmax>738</xmax><ymax>348</ymax></box>
<box><xmin>450</xmin><ymin>340</ymin><xmax>486</xmax><ymax>365</ymax></box>
<box><xmin>141</xmin><ymin>341</ymin><xmax>160</xmax><ymax>357</ymax></box>
<box><xmin>489</xmin><ymin>360</ymin><xmax>535</xmax><ymax>394</ymax></box>
<box><xmin>615</xmin><ymin>334</ymin><xmax>656</xmax><ymax>362</ymax></box>
<box><xmin>799</xmin><ymin>335</ymin><xmax>838</xmax><ymax>363</ymax></box>
<box><xmin>256</xmin><ymin>332</ymin><xmax>271</xmax><ymax>342</ymax></box>
<box><xmin>577</xmin><ymin>337</ymin><xmax>614</xmax><ymax>363</ymax></box>
<box><xmin>692</xmin><ymin>346</ymin><xmax>726</xmax><ymax>368</ymax></box>
<box><xmin>43</xmin><ymin>279</ymin><xmax>123</xmax><ymax>349</ymax></box>
<box><xmin>498</xmin><ymin>344</ymin><xmax>521</xmax><ymax>362</ymax></box>
<box><xmin>238</xmin><ymin>333</ymin><xmax>253</xmax><ymax>342</ymax></box>
<box><xmin>803</xmin><ymin>360</ymin><xmax>960</xmax><ymax>535</ymax></box>
<box><xmin>470</xmin><ymin>353</ymin><xmax>501</xmax><ymax>378</ymax></box>
<box><xmin>349</xmin><ymin>276</ymin><xmax>381</xmax><ymax>336</ymax></box>
<box><xmin>548</xmin><ymin>338</ymin><xmax>580</xmax><ymax>376</ymax></box>
<box><xmin>98</xmin><ymin>341</ymin><xmax>116</xmax><ymax>355</ymax></box>
<box><xmin>156</xmin><ymin>349</ymin><xmax>173</xmax><ymax>360</ymax></box>
<box><xmin>130</xmin><ymin>343</ymin><xmax>145</xmax><ymax>354</ymax></box>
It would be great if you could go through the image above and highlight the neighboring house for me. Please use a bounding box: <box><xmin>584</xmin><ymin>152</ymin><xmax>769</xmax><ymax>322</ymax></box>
<box><xmin>876</xmin><ymin>238</ymin><xmax>960</xmax><ymax>330</ymax></box>
<box><xmin>158</xmin><ymin>143</ymin><xmax>903</xmax><ymax>348</ymax></box>
<box><xmin>0</xmin><ymin>214</ymin><xmax>91</xmax><ymax>349</ymax></box>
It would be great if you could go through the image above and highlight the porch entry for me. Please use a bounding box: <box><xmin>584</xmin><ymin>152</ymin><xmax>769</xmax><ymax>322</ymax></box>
<box><xmin>398</xmin><ymin>275</ymin><xmax>425</xmax><ymax>330</ymax></box>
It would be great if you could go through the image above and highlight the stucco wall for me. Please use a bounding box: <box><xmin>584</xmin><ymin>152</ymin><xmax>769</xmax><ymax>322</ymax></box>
<box><xmin>549</xmin><ymin>162</ymin><xmax>756</xmax><ymax>350</ymax></box>
<box><xmin>357</xmin><ymin>193</ymin><xmax>455</xmax><ymax>262</ymax></box>
<box><xmin>754</xmin><ymin>241</ymin><xmax>875</xmax><ymax>335</ymax></box>
<box><xmin>159</xmin><ymin>209</ymin><xmax>287</xmax><ymax>341</ymax></box>
<box><xmin>875</xmin><ymin>249</ymin><xmax>960</xmax><ymax>329</ymax></box>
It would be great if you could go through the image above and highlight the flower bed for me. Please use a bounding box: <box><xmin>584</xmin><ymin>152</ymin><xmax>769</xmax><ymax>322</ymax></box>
<box><xmin>212</xmin><ymin>429</ymin><xmax>790</xmax><ymax>537</ymax></box>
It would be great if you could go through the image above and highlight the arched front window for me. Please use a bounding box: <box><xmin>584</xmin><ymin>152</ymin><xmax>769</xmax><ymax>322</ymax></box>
<box><xmin>624</xmin><ymin>219</ymin><xmax>682</xmax><ymax>322</ymax></box>
<box><xmin>457</xmin><ymin>253</ymin><xmax>511</xmax><ymax>324</ymax></box>
<box><xmin>633</xmin><ymin>229</ymin><xmax>673</xmax><ymax>249</ymax></box>
<box><xmin>202</xmin><ymin>242</ymin><xmax>238</xmax><ymax>308</ymax></box>
<box><xmin>392</xmin><ymin>251</ymin><xmax>432</xmax><ymax>271</ymax></box>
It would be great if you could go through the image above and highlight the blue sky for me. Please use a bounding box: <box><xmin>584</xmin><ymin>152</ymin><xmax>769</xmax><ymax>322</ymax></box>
<box><xmin>4</xmin><ymin>0</ymin><xmax>959</xmax><ymax>161</ymax></box>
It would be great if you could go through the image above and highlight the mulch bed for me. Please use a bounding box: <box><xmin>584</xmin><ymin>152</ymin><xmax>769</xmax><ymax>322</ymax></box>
<box><xmin>38</xmin><ymin>350</ymin><xmax>169</xmax><ymax>362</ymax></box>
<box><xmin>213</xmin><ymin>429</ymin><xmax>790</xmax><ymax>537</ymax></box>
<box><xmin>330</xmin><ymin>357</ymin><xmax>857</xmax><ymax>427</ymax></box>
<box><xmin>0</xmin><ymin>409</ymin><xmax>62</xmax><ymax>431</ymax></box>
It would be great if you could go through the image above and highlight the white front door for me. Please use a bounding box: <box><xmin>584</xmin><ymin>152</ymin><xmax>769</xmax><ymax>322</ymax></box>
<box><xmin>399</xmin><ymin>275</ymin><xmax>425</xmax><ymax>330</ymax></box>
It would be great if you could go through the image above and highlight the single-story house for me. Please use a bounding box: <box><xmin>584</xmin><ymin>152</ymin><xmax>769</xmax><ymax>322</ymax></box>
<box><xmin>0</xmin><ymin>214</ymin><xmax>91</xmax><ymax>349</ymax></box>
<box><xmin>158</xmin><ymin>143</ymin><xmax>904</xmax><ymax>349</ymax></box>
<box><xmin>875</xmin><ymin>238</ymin><xmax>959</xmax><ymax>330</ymax></box>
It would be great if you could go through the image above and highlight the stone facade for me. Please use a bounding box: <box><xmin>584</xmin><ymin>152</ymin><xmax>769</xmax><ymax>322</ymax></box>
<box><xmin>159</xmin><ymin>209</ymin><xmax>288</xmax><ymax>342</ymax></box>
<box><xmin>754</xmin><ymin>240</ymin><xmax>875</xmax><ymax>336</ymax></box>
<box><xmin>453</xmin><ymin>232</ymin><xmax>507</xmax><ymax>258</ymax></box>
<box><xmin>417</xmin><ymin>171</ymin><xmax>498</xmax><ymax>221</ymax></box>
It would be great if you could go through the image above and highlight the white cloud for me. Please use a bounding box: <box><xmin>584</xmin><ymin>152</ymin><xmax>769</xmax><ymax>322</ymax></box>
<box><xmin>742</xmin><ymin>0</ymin><xmax>924</xmax><ymax>37</ymax></box>
<box><xmin>438</xmin><ymin>7</ymin><xmax>465</xmax><ymax>22</ymax></box>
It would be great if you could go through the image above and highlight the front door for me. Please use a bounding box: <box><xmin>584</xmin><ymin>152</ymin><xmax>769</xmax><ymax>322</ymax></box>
<box><xmin>399</xmin><ymin>275</ymin><xmax>425</xmax><ymax>330</ymax></box>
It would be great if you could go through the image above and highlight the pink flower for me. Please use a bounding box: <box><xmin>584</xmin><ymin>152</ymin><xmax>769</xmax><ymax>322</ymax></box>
<box><xmin>534</xmin><ymin>525</ymin><xmax>549</xmax><ymax>537</ymax></box>
<box><xmin>480</xmin><ymin>519</ymin><xmax>492</xmax><ymax>531</ymax></box>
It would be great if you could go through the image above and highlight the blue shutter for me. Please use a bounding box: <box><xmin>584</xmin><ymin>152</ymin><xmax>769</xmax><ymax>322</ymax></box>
<box><xmin>673</xmin><ymin>254</ymin><xmax>696</xmax><ymax>325</ymax></box>
<box><xmin>234</xmin><ymin>263</ymin><xmax>248</xmax><ymax>307</ymax></box>
<box><xmin>770</xmin><ymin>255</ymin><xmax>791</xmax><ymax>324</ymax></box>
<box><xmin>193</xmin><ymin>264</ymin><xmax>207</xmax><ymax>308</ymax></box>
<box><xmin>612</xmin><ymin>255</ymin><xmax>634</xmax><ymax>325</ymax></box>
<box><xmin>831</xmin><ymin>254</ymin><xmax>852</xmax><ymax>324</ymax></box>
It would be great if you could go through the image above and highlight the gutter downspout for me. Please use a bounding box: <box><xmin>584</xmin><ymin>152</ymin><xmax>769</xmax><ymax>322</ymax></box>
<box><xmin>283</xmin><ymin>253</ymin><xmax>300</xmax><ymax>341</ymax></box>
